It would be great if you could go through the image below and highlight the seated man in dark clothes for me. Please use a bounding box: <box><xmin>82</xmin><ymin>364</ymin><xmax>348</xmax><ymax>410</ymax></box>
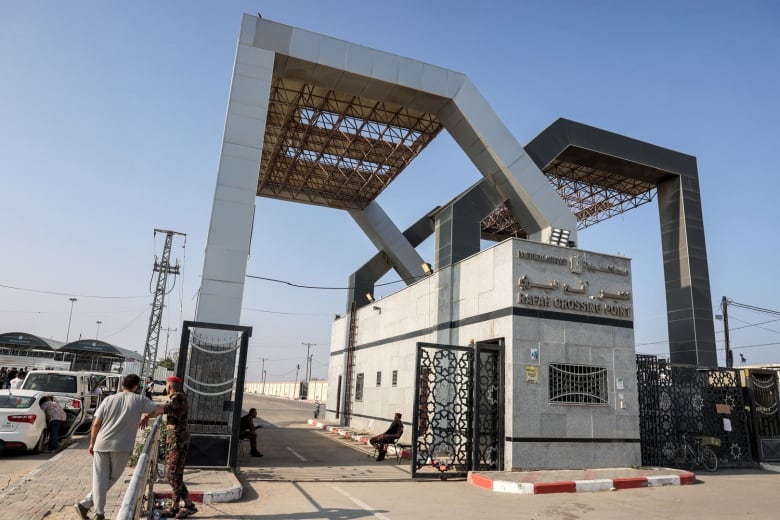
<box><xmin>370</xmin><ymin>412</ymin><xmax>404</xmax><ymax>461</ymax></box>
<box><xmin>240</xmin><ymin>408</ymin><xmax>263</xmax><ymax>457</ymax></box>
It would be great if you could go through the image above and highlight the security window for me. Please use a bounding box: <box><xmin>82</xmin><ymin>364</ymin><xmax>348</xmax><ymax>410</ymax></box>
<box><xmin>392</xmin><ymin>370</ymin><xmax>398</xmax><ymax>387</ymax></box>
<box><xmin>549</xmin><ymin>363</ymin><xmax>608</xmax><ymax>404</ymax></box>
<box><xmin>376</xmin><ymin>371</ymin><xmax>382</xmax><ymax>387</ymax></box>
<box><xmin>355</xmin><ymin>373</ymin><xmax>364</xmax><ymax>401</ymax></box>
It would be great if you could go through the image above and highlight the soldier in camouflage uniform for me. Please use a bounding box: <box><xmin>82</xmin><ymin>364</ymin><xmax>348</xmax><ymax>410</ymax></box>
<box><xmin>146</xmin><ymin>375</ymin><xmax>198</xmax><ymax>518</ymax></box>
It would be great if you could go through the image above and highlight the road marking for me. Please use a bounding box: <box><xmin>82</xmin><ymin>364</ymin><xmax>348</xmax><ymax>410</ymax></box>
<box><xmin>333</xmin><ymin>486</ymin><xmax>390</xmax><ymax>520</ymax></box>
<box><xmin>287</xmin><ymin>447</ymin><xmax>307</xmax><ymax>461</ymax></box>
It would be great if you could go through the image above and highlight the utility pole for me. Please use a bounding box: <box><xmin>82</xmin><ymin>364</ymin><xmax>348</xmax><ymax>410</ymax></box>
<box><xmin>258</xmin><ymin>357</ymin><xmax>267</xmax><ymax>387</ymax></box>
<box><xmin>722</xmin><ymin>296</ymin><xmax>733</xmax><ymax>368</ymax></box>
<box><xmin>294</xmin><ymin>363</ymin><xmax>300</xmax><ymax>399</ymax></box>
<box><xmin>308</xmin><ymin>353</ymin><xmax>314</xmax><ymax>380</ymax></box>
<box><xmin>262</xmin><ymin>369</ymin><xmax>267</xmax><ymax>395</ymax></box>
<box><xmin>95</xmin><ymin>320</ymin><xmax>102</xmax><ymax>340</ymax></box>
<box><xmin>141</xmin><ymin>229</ymin><xmax>186</xmax><ymax>379</ymax></box>
<box><xmin>302</xmin><ymin>342</ymin><xmax>316</xmax><ymax>382</ymax></box>
<box><xmin>65</xmin><ymin>297</ymin><xmax>77</xmax><ymax>344</ymax></box>
<box><xmin>161</xmin><ymin>327</ymin><xmax>178</xmax><ymax>360</ymax></box>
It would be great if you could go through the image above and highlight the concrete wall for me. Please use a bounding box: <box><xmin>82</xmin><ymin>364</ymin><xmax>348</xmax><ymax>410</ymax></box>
<box><xmin>328</xmin><ymin>238</ymin><xmax>640</xmax><ymax>469</ymax></box>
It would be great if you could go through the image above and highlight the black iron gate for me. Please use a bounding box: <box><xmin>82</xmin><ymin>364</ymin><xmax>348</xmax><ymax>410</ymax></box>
<box><xmin>412</xmin><ymin>342</ymin><xmax>503</xmax><ymax>478</ymax></box>
<box><xmin>636</xmin><ymin>355</ymin><xmax>752</xmax><ymax>469</ymax></box>
<box><xmin>176</xmin><ymin>321</ymin><xmax>252</xmax><ymax>469</ymax></box>
<box><xmin>745</xmin><ymin>369</ymin><xmax>780</xmax><ymax>461</ymax></box>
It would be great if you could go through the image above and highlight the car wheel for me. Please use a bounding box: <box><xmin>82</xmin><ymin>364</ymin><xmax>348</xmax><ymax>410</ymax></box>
<box><xmin>30</xmin><ymin>430</ymin><xmax>47</xmax><ymax>454</ymax></box>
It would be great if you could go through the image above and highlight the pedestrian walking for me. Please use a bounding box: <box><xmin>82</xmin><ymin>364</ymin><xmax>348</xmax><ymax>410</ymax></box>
<box><xmin>75</xmin><ymin>374</ymin><xmax>162</xmax><ymax>520</ymax></box>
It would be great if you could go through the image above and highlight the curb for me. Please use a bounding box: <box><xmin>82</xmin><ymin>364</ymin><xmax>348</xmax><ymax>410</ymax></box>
<box><xmin>154</xmin><ymin>475</ymin><xmax>242</xmax><ymax>504</ymax></box>
<box><xmin>468</xmin><ymin>470</ymin><xmax>696</xmax><ymax>494</ymax></box>
<box><xmin>307</xmin><ymin>419</ymin><xmax>412</xmax><ymax>459</ymax></box>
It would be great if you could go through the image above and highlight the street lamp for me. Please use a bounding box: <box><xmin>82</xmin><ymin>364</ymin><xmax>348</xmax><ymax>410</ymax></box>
<box><xmin>95</xmin><ymin>321</ymin><xmax>102</xmax><ymax>340</ymax></box>
<box><xmin>65</xmin><ymin>297</ymin><xmax>77</xmax><ymax>343</ymax></box>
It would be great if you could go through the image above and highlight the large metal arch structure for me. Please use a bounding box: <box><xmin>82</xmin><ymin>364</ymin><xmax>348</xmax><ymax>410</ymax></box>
<box><xmin>196</xmin><ymin>15</ymin><xmax>716</xmax><ymax>369</ymax></box>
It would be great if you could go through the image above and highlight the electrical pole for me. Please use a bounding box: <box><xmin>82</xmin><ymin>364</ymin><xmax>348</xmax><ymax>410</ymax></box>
<box><xmin>294</xmin><ymin>363</ymin><xmax>300</xmax><ymax>399</ymax></box>
<box><xmin>308</xmin><ymin>353</ymin><xmax>314</xmax><ymax>380</ymax></box>
<box><xmin>722</xmin><ymin>296</ymin><xmax>733</xmax><ymax>368</ymax></box>
<box><xmin>258</xmin><ymin>357</ymin><xmax>267</xmax><ymax>385</ymax></box>
<box><xmin>141</xmin><ymin>229</ymin><xmax>185</xmax><ymax>379</ymax></box>
<box><xmin>302</xmin><ymin>342</ymin><xmax>316</xmax><ymax>382</ymax></box>
<box><xmin>262</xmin><ymin>369</ymin><xmax>267</xmax><ymax>395</ymax></box>
<box><xmin>161</xmin><ymin>327</ymin><xmax>178</xmax><ymax>360</ymax></box>
<box><xmin>65</xmin><ymin>297</ymin><xmax>77</xmax><ymax>344</ymax></box>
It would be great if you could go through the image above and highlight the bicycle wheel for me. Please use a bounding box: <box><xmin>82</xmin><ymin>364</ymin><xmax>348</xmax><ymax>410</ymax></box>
<box><xmin>701</xmin><ymin>446</ymin><xmax>718</xmax><ymax>472</ymax></box>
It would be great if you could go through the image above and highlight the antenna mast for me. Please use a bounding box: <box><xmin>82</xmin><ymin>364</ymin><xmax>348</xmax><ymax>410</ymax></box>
<box><xmin>141</xmin><ymin>228</ymin><xmax>185</xmax><ymax>378</ymax></box>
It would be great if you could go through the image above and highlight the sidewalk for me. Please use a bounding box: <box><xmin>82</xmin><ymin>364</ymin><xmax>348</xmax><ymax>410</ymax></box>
<box><xmin>306</xmin><ymin>418</ymin><xmax>700</xmax><ymax>495</ymax></box>
<box><xmin>0</xmin><ymin>435</ymin><xmax>241</xmax><ymax>520</ymax></box>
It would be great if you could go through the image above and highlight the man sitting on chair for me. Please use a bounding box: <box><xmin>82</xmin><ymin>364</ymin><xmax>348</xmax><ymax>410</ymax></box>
<box><xmin>370</xmin><ymin>412</ymin><xmax>404</xmax><ymax>461</ymax></box>
<box><xmin>240</xmin><ymin>408</ymin><xmax>263</xmax><ymax>457</ymax></box>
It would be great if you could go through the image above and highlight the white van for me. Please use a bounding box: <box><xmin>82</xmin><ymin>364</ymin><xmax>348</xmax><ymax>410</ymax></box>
<box><xmin>20</xmin><ymin>370</ymin><xmax>122</xmax><ymax>433</ymax></box>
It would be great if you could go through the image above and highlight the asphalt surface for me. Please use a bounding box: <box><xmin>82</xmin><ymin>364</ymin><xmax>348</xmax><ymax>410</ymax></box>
<box><xmin>1</xmin><ymin>394</ymin><xmax>780</xmax><ymax>519</ymax></box>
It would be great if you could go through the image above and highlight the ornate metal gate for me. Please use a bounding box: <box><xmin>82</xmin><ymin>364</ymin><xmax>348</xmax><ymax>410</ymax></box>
<box><xmin>746</xmin><ymin>369</ymin><xmax>780</xmax><ymax>461</ymax></box>
<box><xmin>176</xmin><ymin>321</ymin><xmax>252</xmax><ymax>469</ymax></box>
<box><xmin>636</xmin><ymin>355</ymin><xmax>753</xmax><ymax>469</ymax></box>
<box><xmin>412</xmin><ymin>342</ymin><xmax>503</xmax><ymax>478</ymax></box>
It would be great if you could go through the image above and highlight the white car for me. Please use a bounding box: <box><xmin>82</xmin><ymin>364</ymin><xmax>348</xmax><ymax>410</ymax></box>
<box><xmin>0</xmin><ymin>389</ymin><xmax>85</xmax><ymax>454</ymax></box>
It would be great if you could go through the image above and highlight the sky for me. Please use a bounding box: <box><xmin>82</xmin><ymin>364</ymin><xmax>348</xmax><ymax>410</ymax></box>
<box><xmin>1</xmin><ymin>1</ymin><xmax>779</xmax><ymax>381</ymax></box>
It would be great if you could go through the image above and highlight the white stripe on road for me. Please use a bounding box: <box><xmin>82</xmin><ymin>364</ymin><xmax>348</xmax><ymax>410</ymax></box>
<box><xmin>287</xmin><ymin>447</ymin><xmax>307</xmax><ymax>462</ymax></box>
<box><xmin>333</xmin><ymin>485</ymin><xmax>391</xmax><ymax>520</ymax></box>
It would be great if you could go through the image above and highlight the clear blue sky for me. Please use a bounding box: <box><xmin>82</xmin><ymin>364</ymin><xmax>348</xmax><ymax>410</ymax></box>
<box><xmin>2</xmin><ymin>1</ymin><xmax>779</xmax><ymax>380</ymax></box>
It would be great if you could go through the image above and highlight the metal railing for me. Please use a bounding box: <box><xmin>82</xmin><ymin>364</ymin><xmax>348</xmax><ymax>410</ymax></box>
<box><xmin>116</xmin><ymin>416</ymin><xmax>163</xmax><ymax>520</ymax></box>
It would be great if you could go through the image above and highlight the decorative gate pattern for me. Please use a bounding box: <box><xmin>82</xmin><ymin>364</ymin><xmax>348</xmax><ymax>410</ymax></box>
<box><xmin>412</xmin><ymin>342</ymin><xmax>503</xmax><ymax>478</ymax></box>
<box><xmin>474</xmin><ymin>346</ymin><xmax>503</xmax><ymax>471</ymax></box>
<box><xmin>177</xmin><ymin>321</ymin><xmax>252</xmax><ymax>469</ymax></box>
<box><xmin>636</xmin><ymin>355</ymin><xmax>753</xmax><ymax>469</ymax></box>
<box><xmin>747</xmin><ymin>370</ymin><xmax>780</xmax><ymax>461</ymax></box>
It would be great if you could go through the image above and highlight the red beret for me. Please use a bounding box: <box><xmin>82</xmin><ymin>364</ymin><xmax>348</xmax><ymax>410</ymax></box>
<box><xmin>167</xmin><ymin>376</ymin><xmax>183</xmax><ymax>383</ymax></box>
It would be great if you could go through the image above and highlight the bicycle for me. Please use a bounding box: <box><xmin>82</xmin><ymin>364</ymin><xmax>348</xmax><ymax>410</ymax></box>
<box><xmin>675</xmin><ymin>432</ymin><xmax>719</xmax><ymax>472</ymax></box>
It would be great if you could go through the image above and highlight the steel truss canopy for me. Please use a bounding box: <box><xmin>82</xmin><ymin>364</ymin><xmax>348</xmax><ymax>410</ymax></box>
<box><xmin>481</xmin><ymin>119</ymin><xmax>681</xmax><ymax>240</ymax></box>
<box><xmin>259</xmin><ymin>56</ymin><xmax>674</xmax><ymax>237</ymax></box>
<box><xmin>259</xmin><ymin>75</ymin><xmax>443</xmax><ymax>210</ymax></box>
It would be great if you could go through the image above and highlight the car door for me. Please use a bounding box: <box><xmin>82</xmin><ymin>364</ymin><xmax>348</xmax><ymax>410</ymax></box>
<box><xmin>51</xmin><ymin>395</ymin><xmax>86</xmax><ymax>439</ymax></box>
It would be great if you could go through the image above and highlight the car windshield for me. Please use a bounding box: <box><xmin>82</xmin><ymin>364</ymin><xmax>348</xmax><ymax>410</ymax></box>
<box><xmin>22</xmin><ymin>373</ymin><xmax>77</xmax><ymax>393</ymax></box>
<box><xmin>0</xmin><ymin>395</ymin><xmax>36</xmax><ymax>409</ymax></box>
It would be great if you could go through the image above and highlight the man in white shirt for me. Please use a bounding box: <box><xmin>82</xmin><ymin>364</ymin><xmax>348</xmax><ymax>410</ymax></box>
<box><xmin>9</xmin><ymin>370</ymin><xmax>25</xmax><ymax>389</ymax></box>
<box><xmin>74</xmin><ymin>374</ymin><xmax>164</xmax><ymax>520</ymax></box>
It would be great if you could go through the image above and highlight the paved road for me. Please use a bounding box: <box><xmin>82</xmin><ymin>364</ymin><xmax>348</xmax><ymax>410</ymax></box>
<box><xmin>3</xmin><ymin>394</ymin><xmax>779</xmax><ymax>519</ymax></box>
<box><xmin>198</xmin><ymin>395</ymin><xmax>780</xmax><ymax>519</ymax></box>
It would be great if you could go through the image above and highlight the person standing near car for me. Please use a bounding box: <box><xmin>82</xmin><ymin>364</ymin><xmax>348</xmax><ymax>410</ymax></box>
<box><xmin>39</xmin><ymin>395</ymin><xmax>67</xmax><ymax>452</ymax></box>
<box><xmin>145</xmin><ymin>376</ymin><xmax>155</xmax><ymax>399</ymax></box>
<box><xmin>9</xmin><ymin>370</ymin><xmax>25</xmax><ymax>389</ymax></box>
<box><xmin>75</xmin><ymin>374</ymin><xmax>162</xmax><ymax>520</ymax></box>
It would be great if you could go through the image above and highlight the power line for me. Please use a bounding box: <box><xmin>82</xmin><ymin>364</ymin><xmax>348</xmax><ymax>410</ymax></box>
<box><xmin>245</xmin><ymin>274</ymin><xmax>426</xmax><ymax>290</ymax></box>
<box><xmin>0</xmin><ymin>283</ymin><xmax>149</xmax><ymax>299</ymax></box>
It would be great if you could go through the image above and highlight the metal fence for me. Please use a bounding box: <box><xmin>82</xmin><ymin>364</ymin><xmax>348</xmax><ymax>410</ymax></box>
<box><xmin>636</xmin><ymin>355</ymin><xmax>753</xmax><ymax>469</ymax></box>
<box><xmin>116</xmin><ymin>416</ymin><xmax>163</xmax><ymax>520</ymax></box>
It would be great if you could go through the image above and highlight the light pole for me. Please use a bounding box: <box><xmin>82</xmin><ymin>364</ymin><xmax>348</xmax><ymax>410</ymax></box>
<box><xmin>95</xmin><ymin>320</ymin><xmax>102</xmax><ymax>340</ymax></box>
<box><xmin>65</xmin><ymin>297</ymin><xmax>77</xmax><ymax>343</ymax></box>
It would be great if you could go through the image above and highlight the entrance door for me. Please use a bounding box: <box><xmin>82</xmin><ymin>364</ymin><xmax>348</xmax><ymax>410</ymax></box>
<box><xmin>412</xmin><ymin>342</ymin><xmax>503</xmax><ymax>478</ymax></box>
